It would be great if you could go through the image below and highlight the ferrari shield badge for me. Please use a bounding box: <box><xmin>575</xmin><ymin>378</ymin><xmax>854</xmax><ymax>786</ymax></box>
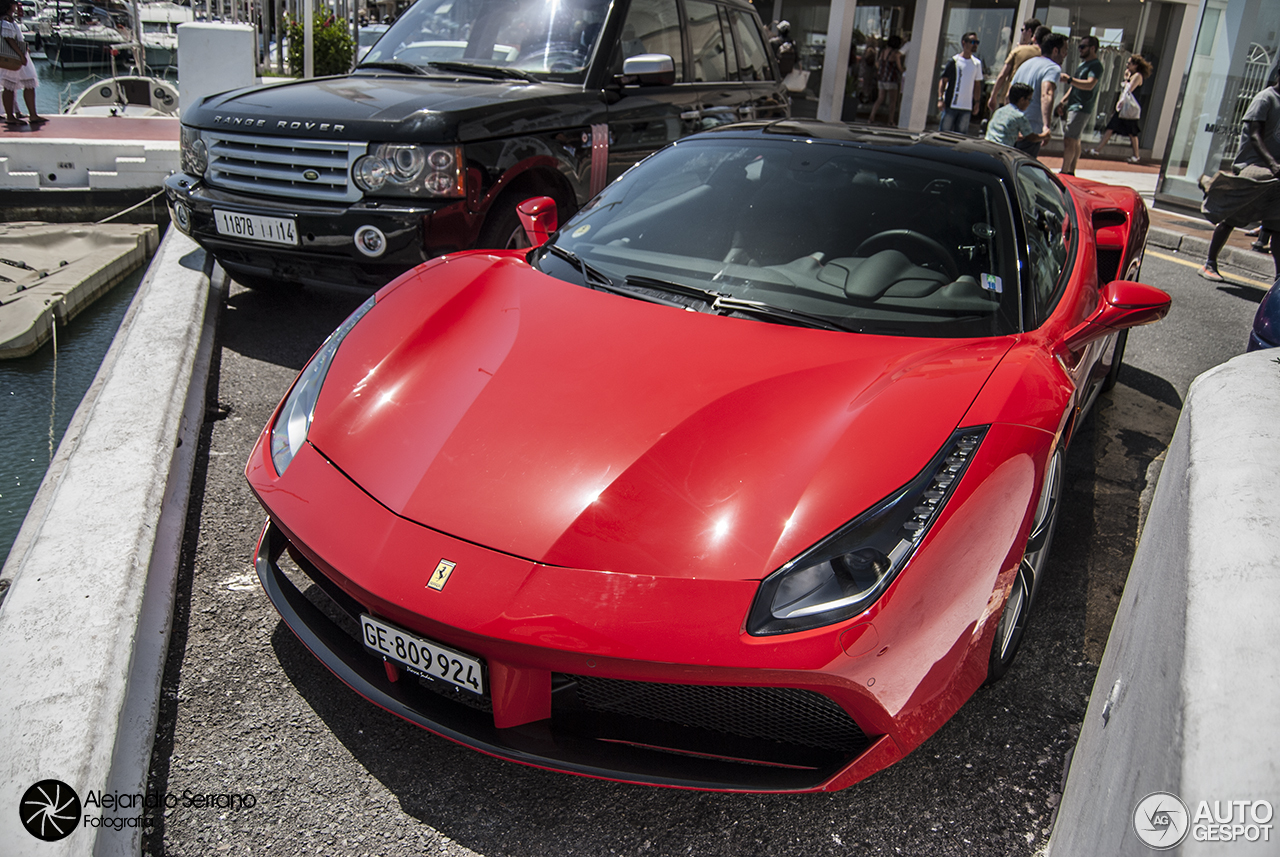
<box><xmin>427</xmin><ymin>559</ymin><xmax>456</xmax><ymax>591</ymax></box>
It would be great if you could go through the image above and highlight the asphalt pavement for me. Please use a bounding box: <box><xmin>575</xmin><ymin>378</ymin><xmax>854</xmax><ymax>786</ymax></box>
<box><xmin>135</xmin><ymin>234</ymin><xmax>1263</xmax><ymax>857</ymax></box>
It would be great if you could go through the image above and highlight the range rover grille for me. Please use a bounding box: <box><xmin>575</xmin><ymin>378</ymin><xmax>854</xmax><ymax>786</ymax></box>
<box><xmin>206</xmin><ymin>132</ymin><xmax>365</xmax><ymax>203</ymax></box>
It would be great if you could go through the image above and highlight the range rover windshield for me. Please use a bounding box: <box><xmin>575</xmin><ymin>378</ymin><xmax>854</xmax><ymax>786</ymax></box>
<box><xmin>362</xmin><ymin>0</ymin><xmax>610</xmax><ymax>80</ymax></box>
<box><xmin>537</xmin><ymin>137</ymin><xmax>1023</xmax><ymax>338</ymax></box>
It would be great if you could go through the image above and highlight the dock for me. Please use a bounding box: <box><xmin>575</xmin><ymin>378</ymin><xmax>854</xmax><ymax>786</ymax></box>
<box><xmin>0</xmin><ymin>221</ymin><xmax>161</xmax><ymax>358</ymax></box>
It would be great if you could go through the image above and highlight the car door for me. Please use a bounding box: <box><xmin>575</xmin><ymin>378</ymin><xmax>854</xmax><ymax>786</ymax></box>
<box><xmin>603</xmin><ymin>0</ymin><xmax>703</xmax><ymax>182</ymax></box>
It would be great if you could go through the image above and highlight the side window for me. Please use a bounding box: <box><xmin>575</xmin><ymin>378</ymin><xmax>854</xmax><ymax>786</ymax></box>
<box><xmin>685</xmin><ymin>0</ymin><xmax>730</xmax><ymax>82</ymax></box>
<box><xmin>1015</xmin><ymin>165</ymin><xmax>1073</xmax><ymax>324</ymax></box>
<box><xmin>728</xmin><ymin>10</ymin><xmax>772</xmax><ymax>81</ymax></box>
<box><xmin>615</xmin><ymin>0</ymin><xmax>684</xmax><ymax>81</ymax></box>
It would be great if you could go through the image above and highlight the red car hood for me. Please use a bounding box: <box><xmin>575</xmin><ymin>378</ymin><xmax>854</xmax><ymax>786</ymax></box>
<box><xmin>310</xmin><ymin>253</ymin><xmax>1013</xmax><ymax>580</ymax></box>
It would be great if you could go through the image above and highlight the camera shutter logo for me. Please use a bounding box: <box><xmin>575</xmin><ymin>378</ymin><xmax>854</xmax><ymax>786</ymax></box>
<box><xmin>19</xmin><ymin>780</ymin><xmax>82</xmax><ymax>842</ymax></box>
<box><xmin>1134</xmin><ymin>791</ymin><xmax>1190</xmax><ymax>849</ymax></box>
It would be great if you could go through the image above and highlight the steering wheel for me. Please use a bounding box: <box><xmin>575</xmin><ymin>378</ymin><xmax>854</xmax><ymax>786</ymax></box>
<box><xmin>854</xmin><ymin>229</ymin><xmax>960</xmax><ymax>280</ymax></box>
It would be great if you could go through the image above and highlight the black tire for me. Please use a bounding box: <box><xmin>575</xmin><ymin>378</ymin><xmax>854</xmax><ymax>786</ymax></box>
<box><xmin>1101</xmin><ymin>329</ymin><xmax>1128</xmax><ymax>392</ymax></box>
<box><xmin>987</xmin><ymin>448</ymin><xmax>1063</xmax><ymax>682</ymax></box>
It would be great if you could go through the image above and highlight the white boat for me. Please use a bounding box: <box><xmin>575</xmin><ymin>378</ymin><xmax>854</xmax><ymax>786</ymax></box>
<box><xmin>135</xmin><ymin>1</ymin><xmax>190</xmax><ymax>68</ymax></box>
<box><xmin>64</xmin><ymin>73</ymin><xmax>178</xmax><ymax>115</ymax></box>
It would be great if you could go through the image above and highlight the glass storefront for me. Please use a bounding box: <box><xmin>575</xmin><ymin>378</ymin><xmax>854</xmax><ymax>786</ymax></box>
<box><xmin>1032</xmin><ymin>1</ymin><xmax>1180</xmax><ymax>148</ymax></box>
<box><xmin>1159</xmin><ymin>0</ymin><xmax>1280</xmax><ymax>208</ymax></box>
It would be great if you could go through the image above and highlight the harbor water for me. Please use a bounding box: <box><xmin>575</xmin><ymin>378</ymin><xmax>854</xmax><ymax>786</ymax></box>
<box><xmin>0</xmin><ymin>265</ymin><xmax>145</xmax><ymax>565</ymax></box>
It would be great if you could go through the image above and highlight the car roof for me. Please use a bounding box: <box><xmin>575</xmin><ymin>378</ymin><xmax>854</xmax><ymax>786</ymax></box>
<box><xmin>688</xmin><ymin>120</ymin><xmax>1035</xmax><ymax>184</ymax></box>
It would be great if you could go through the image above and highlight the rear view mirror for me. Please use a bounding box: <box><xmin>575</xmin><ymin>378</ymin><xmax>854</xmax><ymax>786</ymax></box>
<box><xmin>517</xmin><ymin>196</ymin><xmax>558</xmax><ymax>247</ymax></box>
<box><xmin>621</xmin><ymin>53</ymin><xmax>676</xmax><ymax>86</ymax></box>
<box><xmin>1064</xmin><ymin>280</ymin><xmax>1171</xmax><ymax>350</ymax></box>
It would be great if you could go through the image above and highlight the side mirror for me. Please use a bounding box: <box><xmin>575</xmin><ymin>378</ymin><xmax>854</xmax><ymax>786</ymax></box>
<box><xmin>621</xmin><ymin>53</ymin><xmax>676</xmax><ymax>86</ymax></box>
<box><xmin>1064</xmin><ymin>280</ymin><xmax>1171</xmax><ymax>350</ymax></box>
<box><xmin>517</xmin><ymin>196</ymin><xmax>557</xmax><ymax>247</ymax></box>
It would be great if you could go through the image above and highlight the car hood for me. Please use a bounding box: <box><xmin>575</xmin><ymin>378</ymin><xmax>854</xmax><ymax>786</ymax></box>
<box><xmin>186</xmin><ymin>75</ymin><xmax>602</xmax><ymax>144</ymax></box>
<box><xmin>310</xmin><ymin>253</ymin><xmax>1014</xmax><ymax>580</ymax></box>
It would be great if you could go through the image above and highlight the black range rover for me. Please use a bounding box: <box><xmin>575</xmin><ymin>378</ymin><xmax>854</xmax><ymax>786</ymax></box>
<box><xmin>166</xmin><ymin>0</ymin><xmax>788</xmax><ymax>290</ymax></box>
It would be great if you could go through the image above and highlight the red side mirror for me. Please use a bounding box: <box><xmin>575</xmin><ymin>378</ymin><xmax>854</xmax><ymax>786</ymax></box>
<box><xmin>517</xmin><ymin>196</ymin><xmax>558</xmax><ymax>247</ymax></box>
<box><xmin>1064</xmin><ymin>280</ymin><xmax>1172</xmax><ymax>350</ymax></box>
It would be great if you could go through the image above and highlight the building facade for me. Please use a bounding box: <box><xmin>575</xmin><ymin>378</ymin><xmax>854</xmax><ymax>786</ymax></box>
<box><xmin>1156</xmin><ymin>0</ymin><xmax>1280</xmax><ymax>209</ymax></box>
<box><xmin>759</xmin><ymin>0</ymin><xmax>1203</xmax><ymax>164</ymax></box>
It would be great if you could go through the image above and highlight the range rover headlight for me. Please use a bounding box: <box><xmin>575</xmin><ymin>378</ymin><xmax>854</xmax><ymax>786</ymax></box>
<box><xmin>270</xmin><ymin>295</ymin><xmax>376</xmax><ymax>476</ymax></box>
<box><xmin>747</xmin><ymin>427</ymin><xmax>988</xmax><ymax>636</ymax></box>
<box><xmin>352</xmin><ymin>144</ymin><xmax>465</xmax><ymax>198</ymax></box>
<box><xmin>180</xmin><ymin>125</ymin><xmax>208</xmax><ymax>176</ymax></box>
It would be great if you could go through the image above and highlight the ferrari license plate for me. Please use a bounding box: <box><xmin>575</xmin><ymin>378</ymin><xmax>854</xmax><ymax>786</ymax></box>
<box><xmin>361</xmin><ymin>614</ymin><xmax>485</xmax><ymax>696</ymax></box>
<box><xmin>213</xmin><ymin>209</ymin><xmax>298</xmax><ymax>245</ymax></box>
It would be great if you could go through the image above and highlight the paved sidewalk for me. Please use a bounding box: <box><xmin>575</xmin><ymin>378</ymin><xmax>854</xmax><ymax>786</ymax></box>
<box><xmin>1041</xmin><ymin>155</ymin><xmax>1278</xmax><ymax>285</ymax></box>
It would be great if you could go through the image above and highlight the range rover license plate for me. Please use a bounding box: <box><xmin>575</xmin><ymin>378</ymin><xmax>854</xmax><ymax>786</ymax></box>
<box><xmin>213</xmin><ymin>210</ymin><xmax>298</xmax><ymax>245</ymax></box>
<box><xmin>361</xmin><ymin>614</ymin><xmax>485</xmax><ymax>696</ymax></box>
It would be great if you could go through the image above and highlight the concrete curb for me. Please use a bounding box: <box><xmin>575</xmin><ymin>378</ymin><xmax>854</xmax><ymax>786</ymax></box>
<box><xmin>1147</xmin><ymin>225</ymin><xmax>1277</xmax><ymax>282</ymax></box>
<box><xmin>0</xmin><ymin>229</ymin><xmax>222</xmax><ymax>856</ymax></box>
<box><xmin>1048</xmin><ymin>349</ymin><xmax>1280</xmax><ymax>856</ymax></box>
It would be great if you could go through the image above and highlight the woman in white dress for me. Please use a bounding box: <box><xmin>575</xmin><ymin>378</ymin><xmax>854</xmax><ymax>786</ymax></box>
<box><xmin>1</xmin><ymin>0</ymin><xmax>44</xmax><ymax>125</ymax></box>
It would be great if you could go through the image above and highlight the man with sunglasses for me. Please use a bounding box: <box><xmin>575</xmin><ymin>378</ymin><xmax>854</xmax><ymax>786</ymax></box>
<box><xmin>938</xmin><ymin>32</ymin><xmax>984</xmax><ymax>134</ymax></box>
<box><xmin>1057</xmin><ymin>35</ymin><xmax>1103</xmax><ymax>175</ymax></box>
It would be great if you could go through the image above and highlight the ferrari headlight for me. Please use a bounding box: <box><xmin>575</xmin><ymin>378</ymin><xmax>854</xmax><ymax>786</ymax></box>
<box><xmin>180</xmin><ymin>125</ymin><xmax>207</xmax><ymax>176</ymax></box>
<box><xmin>269</xmin><ymin>295</ymin><xmax>376</xmax><ymax>476</ymax></box>
<box><xmin>747</xmin><ymin>427</ymin><xmax>988</xmax><ymax>636</ymax></box>
<box><xmin>352</xmin><ymin>144</ymin><xmax>465</xmax><ymax>198</ymax></box>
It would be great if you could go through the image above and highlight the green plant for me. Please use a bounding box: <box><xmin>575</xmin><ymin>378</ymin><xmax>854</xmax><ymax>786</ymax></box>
<box><xmin>286</xmin><ymin>13</ymin><xmax>355</xmax><ymax>77</ymax></box>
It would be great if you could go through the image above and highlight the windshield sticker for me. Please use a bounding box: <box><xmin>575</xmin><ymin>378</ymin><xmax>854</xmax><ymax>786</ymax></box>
<box><xmin>572</xmin><ymin>224</ymin><xmax>591</xmax><ymax>238</ymax></box>
<box><xmin>981</xmin><ymin>274</ymin><xmax>1003</xmax><ymax>294</ymax></box>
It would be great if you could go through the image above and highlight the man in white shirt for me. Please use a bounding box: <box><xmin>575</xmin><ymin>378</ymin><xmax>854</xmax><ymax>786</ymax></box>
<box><xmin>1010</xmin><ymin>31</ymin><xmax>1067</xmax><ymax>157</ymax></box>
<box><xmin>937</xmin><ymin>32</ymin><xmax>984</xmax><ymax>135</ymax></box>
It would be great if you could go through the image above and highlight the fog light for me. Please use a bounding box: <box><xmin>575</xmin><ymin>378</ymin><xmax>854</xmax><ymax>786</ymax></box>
<box><xmin>354</xmin><ymin>224</ymin><xmax>387</xmax><ymax>257</ymax></box>
<box><xmin>172</xmin><ymin>201</ymin><xmax>191</xmax><ymax>233</ymax></box>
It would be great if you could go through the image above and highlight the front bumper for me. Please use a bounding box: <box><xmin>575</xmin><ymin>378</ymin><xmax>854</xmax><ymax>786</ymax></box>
<box><xmin>256</xmin><ymin>519</ymin><xmax>888</xmax><ymax>791</ymax></box>
<box><xmin>165</xmin><ymin>173</ymin><xmax>466</xmax><ymax>289</ymax></box>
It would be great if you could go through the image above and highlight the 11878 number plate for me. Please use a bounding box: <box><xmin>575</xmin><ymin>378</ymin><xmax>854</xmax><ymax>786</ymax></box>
<box><xmin>213</xmin><ymin>209</ymin><xmax>298</xmax><ymax>245</ymax></box>
<box><xmin>361</xmin><ymin>614</ymin><xmax>485</xmax><ymax>696</ymax></box>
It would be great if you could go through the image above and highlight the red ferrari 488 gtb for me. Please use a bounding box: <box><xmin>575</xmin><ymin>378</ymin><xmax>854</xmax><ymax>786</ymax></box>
<box><xmin>247</xmin><ymin>121</ymin><xmax>1170</xmax><ymax>792</ymax></box>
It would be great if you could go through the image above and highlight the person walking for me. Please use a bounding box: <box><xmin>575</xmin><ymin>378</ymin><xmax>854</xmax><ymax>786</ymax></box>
<box><xmin>1010</xmin><ymin>32</ymin><xmax>1067</xmax><ymax>158</ymax></box>
<box><xmin>1198</xmin><ymin>64</ymin><xmax>1280</xmax><ymax>282</ymax></box>
<box><xmin>987</xmin><ymin>19</ymin><xmax>1043</xmax><ymax>114</ymax></box>
<box><xmin>1089</xmin><ymin>55</ymin><xmax>1152</xmax><ymax>163</ymax></box>
<box><xmin>868</xmin><ymin>35</ymin><xmax>904</xmax><ymax>125</ymax></box>
<box><xmin>859</xmin><ymin>38</ymin><xmax>879</xmax><ymax>105</ymax></box>
<box><xmin>1057</xmin><ymin>35</ymin><xmax>1102</xmax><ymax>175</ymax></box>
<box><xmin>937</xmin><ymin>32</ymin><xmax>984</xmax><ymax>135</ymax></box>
<box><xmin>0</xmin><ymin>0</ymin><xmax>42</xmax><ymax>125</ymax></box>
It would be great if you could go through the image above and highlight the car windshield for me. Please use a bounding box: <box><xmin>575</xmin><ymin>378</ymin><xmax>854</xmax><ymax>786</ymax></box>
<box><xmin>538</xmin><ymin>137</ymin><xmax>1023</xmax><ymax>338</ymax></box>
<box><xmin>362</xmin><ymin>0</ymin><xmax>610</xmax><ymax>79</ymax></box>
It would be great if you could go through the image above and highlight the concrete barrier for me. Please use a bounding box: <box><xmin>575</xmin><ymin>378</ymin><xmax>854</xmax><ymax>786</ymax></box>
<box><xmin>1049</xmin><ymin>349</ymin><xmax>1280</xmax><ymax>856</ymax></box>
<box><xmin>0</xmin><ymin>230</ymin><xmax>223</xmax><ymax>857</ymax></box>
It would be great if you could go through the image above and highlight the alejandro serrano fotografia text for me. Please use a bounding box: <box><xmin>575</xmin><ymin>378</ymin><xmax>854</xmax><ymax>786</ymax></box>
<box><xmin>84</xmin><ymin>789</ymin><xmax>258</xmax><ymax>812</ymax></box>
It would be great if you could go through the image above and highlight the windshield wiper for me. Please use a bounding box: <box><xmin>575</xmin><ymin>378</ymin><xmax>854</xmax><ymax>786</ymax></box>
<box><xmin>355</xmin><ymin>61</ymin><xmax>427</xmax><ymax>74</ymax></box>
<box><xmin>624</xmin><ymin>274</ymin><xmax>725</xmax><ymax>304</ymax></box>
<box><xmin>711</xmin><ymin>296</ymin><xmax>856</xmax><ymax>332</ymax></box>
<box><xmin>427</xmin><ymin>61</ymin><xmax>537</xmax><ymax>82</ymax></box>
<box><xmin>542</xmin><ymin>246</ymin><xmax>685</xmax><ymax>308</ymax></box>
